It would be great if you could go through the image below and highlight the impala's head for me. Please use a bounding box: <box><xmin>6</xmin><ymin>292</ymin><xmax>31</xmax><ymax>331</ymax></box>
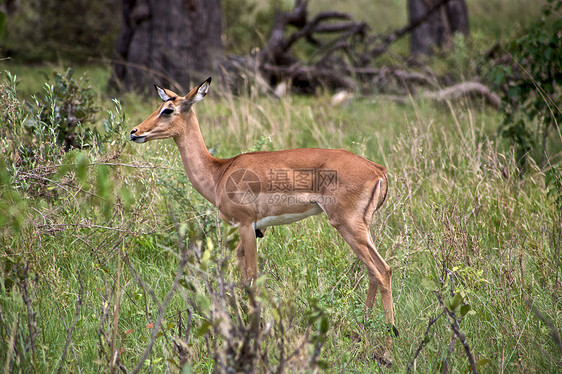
<box><xmin>129</xmin><ymin>77</ymin><xmax>211</xmax><ymax>143</ymax></box>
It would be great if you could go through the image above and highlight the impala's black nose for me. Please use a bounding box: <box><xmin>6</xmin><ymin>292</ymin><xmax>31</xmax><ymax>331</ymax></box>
<box><xmin>130</xmin><ymin>129</ymin><xmax>140</xmax><ymax>141</ymax></box>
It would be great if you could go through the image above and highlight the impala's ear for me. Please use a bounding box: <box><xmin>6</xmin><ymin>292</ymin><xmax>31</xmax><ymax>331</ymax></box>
<box><xmin>192</xmin><ymin>77</ymin><xmax>212</xmax><ymax>103</ymax></box>
<box><xmin>154</xmin><ymin>85</ymin><xmax>178</xmax><ymax>102</ymax></box>
<box><xmin>180</xmin><ymin>77</ymin><xmax>212</xmax><ymax>111</ymax></box>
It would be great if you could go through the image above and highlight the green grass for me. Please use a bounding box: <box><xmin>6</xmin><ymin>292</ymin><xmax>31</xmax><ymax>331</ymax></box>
<box><xmin>1</xmin><ymin>69</ymin><xmax>560</xmax><ymax>372</ymax></box>
<box><xmin>1</xmin><ymin>0</ymin><xmax>560</xmax><ymax>372</ymax></box>
<box><xmin>0</xmin><ymin>61</ymin><xmax>111</xmax><ymax>98</ymax></box>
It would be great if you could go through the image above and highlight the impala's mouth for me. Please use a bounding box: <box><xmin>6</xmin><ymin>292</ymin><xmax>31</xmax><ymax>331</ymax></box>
<box><xmin>130</xmin><ymin>134</ymin><xmax>146</xmax><ymax>143</ymax></box>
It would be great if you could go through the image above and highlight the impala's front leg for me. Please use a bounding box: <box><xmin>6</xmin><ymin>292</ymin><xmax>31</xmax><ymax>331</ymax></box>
<box><xmin>238</xmin><ymin>224</ymin><xmax>258</xmax><ymax>281</ymax></box>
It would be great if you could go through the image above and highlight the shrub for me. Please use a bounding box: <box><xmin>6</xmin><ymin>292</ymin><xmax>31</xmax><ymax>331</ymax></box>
<box><xmin>31</xmin><ymin>68</ymin><xmax>100</xmax><ymax>151</ymax></box>
<box><xmin>490</xmin><ymin>0</ymin><xmax>562</xmax><ymax>166</ymax></box>
<box><xmin>0</xmin><ymin>68</ymin><xmax>125</xmax><ymax>199</ymax></box>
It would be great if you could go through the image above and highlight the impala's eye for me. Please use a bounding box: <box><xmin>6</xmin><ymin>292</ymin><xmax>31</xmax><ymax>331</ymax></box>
<box><xmin>159</xmin><ymin>107</ymin><xmax>174</xmax><ymax>117</ymax></box>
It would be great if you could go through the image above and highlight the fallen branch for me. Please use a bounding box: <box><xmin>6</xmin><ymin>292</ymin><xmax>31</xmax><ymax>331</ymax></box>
<box><xmin>262</xmin><ymin>63</ymin><xmax>356</xmax><ymax>91</ymax></box>
<box><xmin>423</xmin><ymin>82</ymin><xmax>501</xmax><ymax>107</ymax></box>
<box><xmin>257</xmin><ymin>0</ymin><xmax>366</xmax><ymax>90</ymax></box>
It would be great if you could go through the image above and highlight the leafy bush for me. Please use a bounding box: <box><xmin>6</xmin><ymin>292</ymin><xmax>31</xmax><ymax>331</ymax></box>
<box><xmin>0</xmin><ymin>68</ymin><xmax>125</xmax><ymax>201</ymax></box>
<box><xmin>1</xmin><ymin>68</ymin><xmax>126</xmax><ymax>166</ymax></box>
<box><xmin>491</xmin><ymin>0</ymin><xmax>562</xmax><ymax>166</ymax></box>
<box><xmin>31</xmin><ymin>68</ymin><xmax>99</xmax><ymax>151</ymax></box>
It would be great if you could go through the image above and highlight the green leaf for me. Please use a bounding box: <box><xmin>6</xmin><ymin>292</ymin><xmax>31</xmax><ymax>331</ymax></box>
<box><xmin>205</xmin><ymin>237</ymin><xmax>214</xmax><ymax>252</ymax></box>
<box><xmin>316</xmin><ymin>360</ymin><xmax>329</xmax><ymax>370</ymax></box>
<box><xmin>319</xmin><ymin>315</ymin><xmax>329</xmax><ymax>334</ymax></box>
<box><xmin>421</xmin><ymin>277</ymin><xmax>439</xmax><ymax>291</ymax></box>
<box><xmin>466</xmin><ymin>358</ymin><xmax>491</xmax><ymax>373</ymax></box>
<box><xmin>544</xmin><ymin>48</ymin><xmax>553</xmax><ymax>60</ymax></box>
<box><xmin>448</xmin><ymin>293</ymin><xmax>463</xmax><ymax>311</ymax></box>
<box><xmin>200</xmin><ymin>249</ymin><xmax>211</xmax><ymax>266</ymax></box>
<box><xmin>196</xmin><ymin>295</ymin><xmax>211</xmax><ymax>312</ymax></box>
<box><xmin>494</xmin><ymin>70</ymin><xmax>505</xmax><ymax>85</ymax></box>
<box><xmin>477</xmin><ymin>358</ymin><xmax>491</xmax><ymax>368</ymax></box>
<box><xmin>196</xmin><ymin>319</ymin><xmax>211</xmax><ymax>337</ymax></box>
<box><xmin>460</xmin><ymin>304</ymin><xmax>471</xmax><ymax>317</ymax></box>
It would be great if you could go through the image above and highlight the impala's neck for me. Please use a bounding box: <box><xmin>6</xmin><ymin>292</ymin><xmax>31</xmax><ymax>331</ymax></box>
<box><xmin>173</xmin><ymin>110</ymin><xmax>221</xmax><ymax>205</ymax></box>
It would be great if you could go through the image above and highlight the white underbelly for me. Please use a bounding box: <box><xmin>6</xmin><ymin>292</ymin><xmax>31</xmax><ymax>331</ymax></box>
<box><xmin>255</xmin><ymin>204</ymin><xmax>323</xmax><ymax>229</ymax></box>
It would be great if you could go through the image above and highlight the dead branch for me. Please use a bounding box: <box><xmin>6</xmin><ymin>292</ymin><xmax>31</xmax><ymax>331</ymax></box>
<box><xmin>262</xmin><ymin>63</ymin><xmax>356</xmax><ymax>92</ymax></box>
<box><xmin>423</xmin><ymin>81</ymin><xmax>501</xmax><ymax>107</ymax></box>
<box><xmin>434</xmin><ymin>290</ymin><xmax>478</xmax><ymax>374</ymax></box>
<box><xmin>219</xmin><ymin>0</ymin><xmax>487</xmax><ymax>98</ymax></box>
<box><xmin>359</xmin><ymin>0</ymin><xmax>455</xmax><ymax>64</ymax></box>
<box><xmin>257</xmin><ymin>0</ymin><xmax>366</xmax><ymax>90</ymax></box>
<box><xmin>407</xmin><ymin>310</ymin><xmax>445</xmax><ymax>373</ymax></box>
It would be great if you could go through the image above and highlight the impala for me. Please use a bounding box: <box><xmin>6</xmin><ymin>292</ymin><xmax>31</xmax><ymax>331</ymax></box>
<box><xmin>129</xmin><ymin>78</ymin><xmax>397</xmax><ymax>352</ymax></box>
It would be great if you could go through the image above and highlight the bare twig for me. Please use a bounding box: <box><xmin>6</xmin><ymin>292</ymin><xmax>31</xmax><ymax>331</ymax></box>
<box><xmin>57</xmin><ymin>272</ymin><xmax>84</xmax><ymax>374</ymax></box>
<box><xmin>407</xmin><ymin>310</ymin><xmax>445</xmax><ymax>373</ymax></box>
<box><xmin>442</xmin><ymin>334</ymin><xmax>458</xmax><ymax>374</ymax></box>
<box><xmin>130</xmin><ymin>231</ymin><xmax>189</xmax><ymax>374</ymax></box>
<box><xmin>434</xmin><ymin>291</ymin><xmax>478</xmax><ymax>374</ymax></box>
<box><xmin>359</xmin><ymin>0</ymin><xmax>454</xmax><ymax>64</ymax></box>
<box><xmin>18</xmin><ymin>263</ymin><xmax>38</xmax><ymax>369</ymax></box>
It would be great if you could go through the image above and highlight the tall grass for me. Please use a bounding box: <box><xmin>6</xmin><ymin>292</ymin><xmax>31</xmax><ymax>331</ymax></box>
<box><xmin>1</xmin><ymin>67</ymin><xmax>560</xmax><ymax>372</ymax></box>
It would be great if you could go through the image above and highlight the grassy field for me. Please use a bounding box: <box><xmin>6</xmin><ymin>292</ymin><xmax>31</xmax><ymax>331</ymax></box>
<box><xmin>1</xmin><ymin>0</ymin><xmax>561</xmax><ymax>372</ymax></box>
<box><xmin>1</xmin><ymin>62</ymin><xmax>560</xmax><ymax>373</ymax></box>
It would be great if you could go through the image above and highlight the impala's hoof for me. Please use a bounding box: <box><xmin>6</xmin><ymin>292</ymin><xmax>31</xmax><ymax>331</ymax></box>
<box><xmin>387</xmin><ymin>324</ymin><xmax>399</xmax><ymax>337</ymax></box>
<box><xmin>255</xmin><ymin>228</ymin><xmax>264</xmax><ymax>238</ymax></box>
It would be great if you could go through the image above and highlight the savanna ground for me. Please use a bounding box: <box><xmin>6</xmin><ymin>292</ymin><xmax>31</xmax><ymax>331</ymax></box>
<box><xmin>1</xmin><ymin>0</ymin><xmax>561</xmax><ymax>373</ymax></box>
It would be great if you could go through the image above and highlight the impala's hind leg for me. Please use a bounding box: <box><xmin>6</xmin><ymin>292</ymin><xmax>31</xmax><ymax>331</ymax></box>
<box><xmin>328</xmin><ymin>219</ymin><xmax>395</xmax><ymax>361</ymax></box>
<box><xmin>335</xmin><ymin>223</ymin><xmax>394</xmax><ymax>325</ymax></box>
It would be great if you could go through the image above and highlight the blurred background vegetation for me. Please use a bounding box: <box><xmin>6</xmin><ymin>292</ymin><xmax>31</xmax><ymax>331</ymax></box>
<box><xmin>0</xmin><ymin>0</ymin><xmax>549</xmax><ymax>62</ymax></box>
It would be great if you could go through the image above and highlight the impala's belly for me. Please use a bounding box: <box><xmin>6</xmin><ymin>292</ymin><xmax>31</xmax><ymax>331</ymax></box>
<box><xmin>255</xmin><ymin>204</ymin><xmax>323</xmax><ymax>229</ymax></box>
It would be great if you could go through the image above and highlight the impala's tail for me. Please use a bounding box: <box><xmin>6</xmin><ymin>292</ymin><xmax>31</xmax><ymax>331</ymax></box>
<box><xmin>364</xmin><ymin>175</ymin><xmax>388</xmax><ymax>224</ymax></box>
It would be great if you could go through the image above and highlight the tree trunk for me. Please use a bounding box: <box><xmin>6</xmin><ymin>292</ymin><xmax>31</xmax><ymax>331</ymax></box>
<box><xmin>113</xmin><ymin>0</ymin><xmax>223</xmax><ymax>92</ymax></box>
<box><xmin>408</xmin><ymin>0</ymin><xmax>469</xmax><ymax>56</ymax></box>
